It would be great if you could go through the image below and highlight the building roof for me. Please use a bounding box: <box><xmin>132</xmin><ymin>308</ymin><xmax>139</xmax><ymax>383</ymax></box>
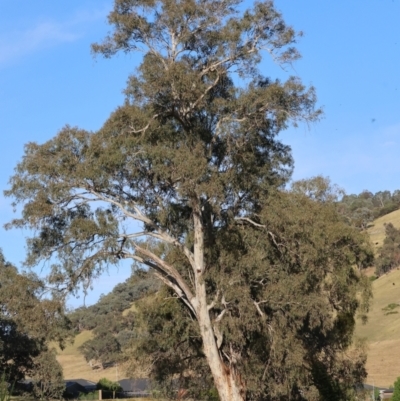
<box><xmin>363</xmin><ymin>383</ymin><xmax>388</xmax><ymax>392</ymax></box>
<box><xmin>64</xmin><ymin>379</ymin><xmax>97</xmax><ymax>389</ymax></box>
<box><xmin>63</xmin><ymin>381</ymin><xmax>87</xmax><ymax>397</ymax></box>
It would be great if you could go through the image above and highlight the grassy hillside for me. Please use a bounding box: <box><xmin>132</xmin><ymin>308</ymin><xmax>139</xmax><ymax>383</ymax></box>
<box><xmin>355</xmin><ymin>268</ymin><xmax>400</xmax><ymax>387</ymax></box>
<box><xmin>355</xmin><ymin>210</ymin><xmax>400</xmax><ymax>387</ymax></box>
<box><xmin>53</xmin><ymin>331</ymin><xmax>125</xmax><ymax>382</ymax></box>
<box><xmin>367</xmin><ymin>208</ymin><xmax>400</xmax><ymax>250</ymax></box>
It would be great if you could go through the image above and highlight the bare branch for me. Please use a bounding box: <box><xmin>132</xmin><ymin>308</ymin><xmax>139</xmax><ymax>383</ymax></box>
<box><xmin>192</xmin><ymin>198</ymin><xmax>205</xmax><ymax>276</ymax></box>
<box><xmin>133</xmin><ymin>244</ymin><xmax>195</xmax><ymax>304</ymax></box>
<box><xmin>127</xmin><ymin>252</ymin><xmax>198</xmax><ymax>318</ymax></box>
<box><xmin>85</xmin><ymin>187</ymin><xmax>195</xmax><ymax>269</ymax></box>
<box><xmin>235</xmin><ymin>217</ymin><xmax>266</xmax><ymax>228</ymax></box>
<box><xmin>253</xmin><ymin>301</ymin><xmax>264</xmax><ymax>318</ymax></box>
<box><xmin>129</xmin><ymin>113</ymin><xmax>159</xmax><ymax>134</ymax></box>
<box><xmin>213</xmin><ymin>323</ymin><xmax>223</xmax><ymax>349</ymax></box>
<box><xmin>208</xmin><ymin>290</ymin><xmax>220</xmax><ymax>311</ymax></box>
<box><xmin>189</xmin><ymin>74</ymin><xmax>220</xmax><ymax>113</ymax></box>
<box><xmin>214</xmin><ymin>309</ymin><xmax>227</xmax><ymax>323</ymax></box>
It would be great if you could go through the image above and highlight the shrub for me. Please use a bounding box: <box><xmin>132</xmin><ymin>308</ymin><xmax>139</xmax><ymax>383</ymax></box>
<box><xmin>392</xmin><ymin>377</ymin><xmax>400</xmax><ymax>401</ymax></box>
<box><xmin>96</xmin><ymin>378</ymin><xmax>122</xmax><ymax>392</ymax></box>
<box><xmin>78</xmin><ymin>390</ymin><xmax>99</xmax><ymax>400</ymax></box>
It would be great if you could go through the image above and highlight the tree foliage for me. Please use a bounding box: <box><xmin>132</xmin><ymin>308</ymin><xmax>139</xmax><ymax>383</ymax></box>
<box><xmin>128</xmin><ymin>191</ymin><xmax>372</xmax><ymax>400</ymax></box>
<box><xmin>4</xmin><ymin>0</ymin><xmax>372</xmax><ymax>399</ymax></box>
<box><xmin>68</xmin><ymin>269</ymin><xmax>159</xmax><ymax>332</ymax></box>
<box><xmin>30</xmin><ymin>350</ymin><xmax>65</xmax><ymax>401</ymax></box>
<box><xmin>338</xmin><ymin>189</ymin><xmax>400</xmax><ymax>230</ymax></box>
<box><xmin>293</xmin><ymin>178</ymin><xmax>400</xmax><ymax>231</ymax></box>
<box><xmin>79</xmin><ymin>332</ymin><xmax>122</xmax><ymax>369</ymax></box>
<box><xmin>291</xmin><ymin>176</ymin><xmax>344</xmax><ymax>203</ymax></box>
<box><xmin>97</xmin><ymin>378</ymin><xmax>122</xmax><ymax>392</ymax></box>
<box><xmin>392</xmin><ymin>377</ymin><xmax>400</xmax><ymax>401</ymax></box>
<box><xmin>375</xmin><ymin>223</ymin><xmax>400</xmax><ymax>276</ymax></box>
<box><xmin>0</xmin><ymin>251</ymin><xmax>70</xmax><ymax>381</ymax></box>
<box><xmin>69</xmin><ymin>269</ymin><xmax>158</xmax><ymax>368</ymax></box>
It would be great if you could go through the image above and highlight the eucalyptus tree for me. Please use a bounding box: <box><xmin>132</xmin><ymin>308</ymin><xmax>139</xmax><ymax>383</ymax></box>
<box><xmin>4</xmin><ymin>0</ymin><xmax>371</xmax><ymax>399</ymax></box>
<box><xmin>128</xmin><ymin>190</ymin><xmax>372</xmax><ymax>401</ymax></box>
<box><xmin>0</xmin><ymin>251</ymin><xmax>69</xmax><ymax>381</ymax></box>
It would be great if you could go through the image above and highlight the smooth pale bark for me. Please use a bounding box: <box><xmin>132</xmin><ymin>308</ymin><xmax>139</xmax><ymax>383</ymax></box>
<box><xmin>196</xmin><ymin>281</ymin><xmax>244</xmax><ymax>401</ymax></box>
<box><xmin>193</xmin><ymin>203</ymin><xmax>244</xmax><ymax>401</ymax></box>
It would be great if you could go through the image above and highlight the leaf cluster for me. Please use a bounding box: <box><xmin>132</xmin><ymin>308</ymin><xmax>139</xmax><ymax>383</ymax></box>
<box><xmin>96</xmin><ymin>377</ymin><xmax>122</xmax><ymax>392</ymax></box>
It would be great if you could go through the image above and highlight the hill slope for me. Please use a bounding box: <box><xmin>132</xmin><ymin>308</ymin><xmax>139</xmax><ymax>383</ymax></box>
<box><xmin>353</xmin><ymin>209</ymin><xmax>400</xmax><ymax>387</ymax></box>
<box><xmin>355</xmin><ymin>268</ymin><xmax>400</xmax><ymax>387</ymax></box>
<box><xmin>367</xmin><ymin>208</ymin><xmax>400</xmax><ymax>250</ymax></box>
<box><xmin>54</xmin><ymin>331</ymin><xmax>124</xmax><ymax>382</ymax></box>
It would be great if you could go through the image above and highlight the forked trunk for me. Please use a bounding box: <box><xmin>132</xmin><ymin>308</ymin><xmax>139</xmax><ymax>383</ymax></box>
<box><xmin>197</xmin><ymin>282</ymin><xmax>244</xmax><ymax>401</ymax></box>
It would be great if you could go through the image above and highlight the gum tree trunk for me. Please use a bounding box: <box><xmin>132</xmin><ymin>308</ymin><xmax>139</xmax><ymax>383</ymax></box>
<box><xmin>193</xmin><ymin>204</ymin><xmax>244</xmax><ymax>401</ymax></box>
<box><xmin>196</xmin><ymin>281</ymin><xmax>244</xmax><ymax>401</ymax></box>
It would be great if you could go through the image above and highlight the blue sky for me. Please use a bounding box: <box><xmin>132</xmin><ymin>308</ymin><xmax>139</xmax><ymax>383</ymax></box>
<box><xmin>1</xmin><ymin>0</ymin><xmax>399</xmax><ymax>307</ymax></box>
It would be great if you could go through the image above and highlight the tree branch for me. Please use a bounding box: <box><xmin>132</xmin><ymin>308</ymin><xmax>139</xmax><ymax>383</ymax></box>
<box><xmin>85</xmin><ymin>187</ymin><xmax>196</xmax><ymax>269</ymax></box>
<box><xmin>126</xmin><ymin>252</ymin><xmax>198</xmax><ymax>318</ymax></box>
<box><xmin>235</xmin><ymin>217</ymin><xmax>266</xmax><ymax>228</ymax></box>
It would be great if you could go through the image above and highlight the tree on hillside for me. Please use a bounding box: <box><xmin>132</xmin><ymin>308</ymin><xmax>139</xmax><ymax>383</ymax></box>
<box><xmin>4</xmin><ymin>0</ymin><xmax>371</xmax><ymax>399</ymax></box>
<box><xmin>68</xmin><ymin>269</ymin><xmax>159</xmax><ymax>333</ymax></box>
<box><xmin>69</xmin><ymin>270</ymin><xmax>157</xmax><ymax>368</ymax></box>
<box><xmin>79</xmin><ymin>331</ymin><xmax>122</xmax><ymax>369</ymax></box>
<box><xmin>375</xmin><ymin>223</ymin><xmax>400</xmax><ymax>276</ymax></box>
<box><xmin>338</xmin><ymin>189</ymin><xmax>400</xmax><ymax>230</ymax></box>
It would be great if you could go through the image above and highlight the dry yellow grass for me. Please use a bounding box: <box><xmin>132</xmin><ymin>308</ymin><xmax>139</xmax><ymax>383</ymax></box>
<box><xmin>53</xmin><ymin>331</ymin><xmax>125</xmax><ymax>382</ymax></box>
<box><xmin>367</xmin><ymin>209</ymin><xmax>400</xmax><ymax>251</ymax></box>
<box><xmin>355</xmin><ymin>268</ymin><xmax>400</xmax><ymax>387</ymax></box>
<box><xmin>353</xmin><ymin>210</ymin><xmax>400</xmax><ymax>386</ymax></box>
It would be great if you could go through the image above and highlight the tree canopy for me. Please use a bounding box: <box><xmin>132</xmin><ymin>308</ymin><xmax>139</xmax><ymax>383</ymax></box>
<box><xmin>5</xmin><ymin>0</ymin><xmax>372</xmax><ymax>399</ymax></box>
<box><xmin>0</xmin><ymin>251</ymin><xmax>69</xmax><ymax>381</ymax></box>
<box><xmin>338</xmin><ymin>189</ymin><xmax>400</xmax><ymax>230</ymax></box>
<box><xmin>127</xmin><ymin>190</ymin><xmax>372</xmax><ymax>400</ymax></box>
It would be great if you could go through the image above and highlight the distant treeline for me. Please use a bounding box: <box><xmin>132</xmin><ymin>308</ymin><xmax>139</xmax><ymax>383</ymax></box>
<box><xmin>68</xmin><ymin>270</ymin><xmax>159</xmax><ymax>369</ymax></box>
<box><xmin>336</xmin><ymin>189</ymin><xmax>400</xmax><ymax>277</ymax></box>
<box><xmin>338</xmin><ymin>189</ymin><xmax>400</xmax><ymax>230</ymax></box>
